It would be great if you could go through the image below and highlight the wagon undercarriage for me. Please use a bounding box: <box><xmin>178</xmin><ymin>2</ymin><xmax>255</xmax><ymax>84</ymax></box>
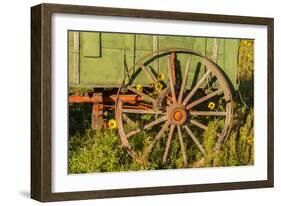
<box><xmin>69</xmin><ymin>48</ymin><xmax>233</xmax><ymax>167</ymax></box>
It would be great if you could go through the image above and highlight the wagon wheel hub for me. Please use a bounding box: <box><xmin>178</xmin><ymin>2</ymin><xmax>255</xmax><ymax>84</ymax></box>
<box><xmin>173</xmin><ymin>111</ymin><xmax>183</xmax><ymax>121</ymax></box>
<box><xmin>168</xmin><ymin>104</ymin><xmax>188</xmax><ymax>126</ymax></box>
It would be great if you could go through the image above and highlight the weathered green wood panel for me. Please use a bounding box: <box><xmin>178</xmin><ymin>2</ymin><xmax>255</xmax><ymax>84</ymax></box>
<box><xmin>224</xmin><ymin>39</ymin><xmax>239</xmax><ymax>89</ymax></box>
<box><xmin>102</xmin><ymin>33</ymin><xmax>133</xmax><ymax>50</ymax></box>
<box><xmin>132</xmin><ymin>50</ymin><xmax>153</xmax><ymax>86</ymax></box>
<box><xmin>81</xmin><ymin>32</ymin><xmax>100</xmax><ymax>57</ymax></box>
<box><xmin>130</xmin><ymin>35</ymin><xmax>153</xmax><ymax>86</ymax></box>
<box><xmin>189</xmin><ymin>37</ymin><xmax>207</xmax><ymax>89</ymax></box>
<box><xmin>159</xmin><ymin>35</ymin><xmax>194</xmax><ymax>49</ymax></box>
<box><xmin>217</xmin><ymin>39</ymin><xmax>226</xmax><ymax>79</ymax></box>
<box><xmin>68</xmin><ymin>31</ymin><xmax>240</xmax><ymax>89</ymax></box>
<box><xmin>136</xmin><ymin>35</ymin><xmax>153</xmax><ymax>51</ymax></box>
<box><xmin>80</xmin><ymin>49</ymin><xmax>125</xmax><ymax>86</ymax></box>
<box><xmin>68</xmin><ymin>32</ymin><xmax>74</xmax><ymax>85</ymax></box>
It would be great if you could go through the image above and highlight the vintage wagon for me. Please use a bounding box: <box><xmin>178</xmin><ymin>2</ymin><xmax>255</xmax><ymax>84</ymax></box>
<box><xmin>68</xmin><ymin>31</ymin><xmax>240</xmax><ymax>166</ymax></box>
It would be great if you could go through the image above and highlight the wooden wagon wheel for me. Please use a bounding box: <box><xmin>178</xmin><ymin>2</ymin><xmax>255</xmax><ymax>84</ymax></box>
<box><xmin>115</xmin><ymin>48</ymin><xmax>233</xmax><ymax>167</ymax></box>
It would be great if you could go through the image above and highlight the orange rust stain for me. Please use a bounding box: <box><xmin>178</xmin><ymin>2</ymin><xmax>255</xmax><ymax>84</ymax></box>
<box><xmin>173</xmin><ymin>111</ymin><xmax>183</xmax><ymax>121</ymax></box>
<box><xmin>68</xmin><ymin>94</ymin><xmax>144</xmax><ymax>103</ymax></box>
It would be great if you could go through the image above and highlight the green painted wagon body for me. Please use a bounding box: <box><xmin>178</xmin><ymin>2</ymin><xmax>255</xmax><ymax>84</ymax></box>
<box><xmin>68</xmin><ymin>31</ymin><xmax>239</xmax><ymax>90</ymax></box>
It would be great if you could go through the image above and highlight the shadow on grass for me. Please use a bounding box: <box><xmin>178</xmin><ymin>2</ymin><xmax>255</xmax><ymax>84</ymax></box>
<box><xmin>69</xmin><ymin>103</ymin><xmax>92</xmax><ymax>136</ymax></box>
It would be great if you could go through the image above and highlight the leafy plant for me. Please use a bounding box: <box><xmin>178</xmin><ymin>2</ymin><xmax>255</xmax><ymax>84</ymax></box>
<box><xmin>68</xmin><ymin>40</ymin><xmax>255</xmax><ymax>173</ymax></box>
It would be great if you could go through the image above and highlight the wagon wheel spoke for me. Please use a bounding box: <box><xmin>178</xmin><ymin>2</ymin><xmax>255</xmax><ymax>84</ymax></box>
<box><xmin>144</xmin><ymin>121</ymin><xmax>171</xmax><ymax>159</ymax></box>
<box><xmin>116</xmin><ymin>49</ymin><xmax>233</xmax><ymax>167</ymax></box>
<box><xmin>116</xmin><ymin>101</ymin><xmax>130</xmax><ymax>149</ymax></box>
<box><xmin>190</xmin><ymin>119</ymin><xmax>208</xmax><ymax>130</ymax></box>
<box><xmin>167</xmin><ymin>54</ymin><xmax>177</xmax><ymax>103</ymax></box>
<box><xmin>127</xmin><ymin>115</ymin><xmax>168</xmax><ymax>138</ymax></box>
<box><xmin>177</xmin><ymin>126</ymin><xmax>187</xmax><ymax>166</ymax></box>
<box><xmin>186</xmin><ymin>88</ymin><xmax>223</xmax><ymax>110</ymax></box>
<box><xmin>190</xmin><ymin>111</ymin><xmax>227</xmax><ymax>116</ymax></box>
<box><xmin>183</xmin><ymin>125</ymin><xmax>206</xmax><ymax>155</ymax></box>
<box><xmin>178</xmin><ymin>56</ymin><xmax>191</xmax><ymax>103</ymax></box>
<box><xmin>127</xmin><ymin>86</ymin><xmax>156</xmax><ymax>104</ymax></box>
<box><xmin>182</xmin><ymin>69</ymin><xmax>212</xmax><ymax>106</ymax></box>
<box><xmin>140</xmin><ymin>64</ymin><xmax>159</xmax><ymax>84</ymax></box>
<box><xmin>122</xmin><ymin>109</ymin><xmax>165</xmax><ymax>115</ymax></box>
<box><xmin>162</xmin><ymin>124</ymin><xmax>175</xmax><ymax>163</ymax></box>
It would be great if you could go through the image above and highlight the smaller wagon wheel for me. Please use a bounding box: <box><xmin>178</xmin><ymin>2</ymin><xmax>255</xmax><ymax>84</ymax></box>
<box><xmin>115</xmin><ymin>48</ymin><xmax>233</xmax><ymax>167</ymax></box>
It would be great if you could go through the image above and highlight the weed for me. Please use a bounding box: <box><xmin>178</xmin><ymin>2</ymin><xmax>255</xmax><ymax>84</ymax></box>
<box><xmin>68</xmin><ymin>40</ymin><xmax>254</xmax><ymax>173</ymax></box>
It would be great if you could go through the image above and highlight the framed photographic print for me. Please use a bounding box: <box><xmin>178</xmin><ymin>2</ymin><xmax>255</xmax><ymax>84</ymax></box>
<box><xmin>31</xmin><ymin>3</ymin><xmax>274</xmax><ymax>202</ymax></box>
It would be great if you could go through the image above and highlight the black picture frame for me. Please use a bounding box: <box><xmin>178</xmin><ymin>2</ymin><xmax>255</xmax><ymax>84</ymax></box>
<box><xmin>31</xmin><ymin>3</ymin><xmax>274</xmax><ymax>202</ymax></box>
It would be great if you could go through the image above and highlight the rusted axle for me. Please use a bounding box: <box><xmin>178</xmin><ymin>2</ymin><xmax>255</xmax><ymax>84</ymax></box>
<box><xmin>69</xmin><ymin>94</ymin><xmax>144</xmax><ymax>104</ymax></box>
<box><xmin>69</xmin><ymin>94</ymin><xmax>149</xmax><ymax>129</ymax></box>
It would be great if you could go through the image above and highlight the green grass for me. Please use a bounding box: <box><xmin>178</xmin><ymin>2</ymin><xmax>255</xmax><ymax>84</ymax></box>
<box><xmin>68</xmin><ymin>107</ymin><xmax>254</xmax><ymax>173</ymax></box>
<box><xmin>68</xmin><ymin>39</ymin><xmax>254</xmax><ymax>173</ymax></box>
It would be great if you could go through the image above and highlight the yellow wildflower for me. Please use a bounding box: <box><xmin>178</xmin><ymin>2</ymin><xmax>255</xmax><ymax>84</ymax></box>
<box><xmin>208</xmin><ymin>102</ymin><xmax>215</xmax><ymax>110</ymax></box>
<box><xmin>108</xmin><ymin>119</ymin><xmax>117</xmax><ymax>129</ymax></box>
<box><xmin>155</xmin><ymin>83</ymin><xmax>163</xmax><ymax>92</ymax></box>
<box><xmin>157</xmin><ymin>73</ymin><xmax>165</xmax><ymax>81</ymax></box>
<box><xmin>247</xmin><ymin>41</ymin><xmax>252</xmax><ymax>47</ymax></box>
<box><xmin>247</xmin><ymin>138</ymin><xmax>253</xmax><ymax>145</ymax></box>
<box><xmin>136</xmin><ymin>84</ymin><xmax>143</xmax><ymax>92</ymax></box>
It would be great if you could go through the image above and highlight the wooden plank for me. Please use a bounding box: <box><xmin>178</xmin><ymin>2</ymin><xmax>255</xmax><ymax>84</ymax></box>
<box><xmin>127</xmin><ymin>116</ymin><xmax>168</xmax><ymax>138</ymax></box>
<box><xmin>144</xmin><ymin>121</ymin><xmax>171</xmax><ymax>158</ymax></box>
<box><xmin>186</xmin><ymin>89</ymin><xmax>223</xmax><ymax>110</ymax></box>
<box><xmin>73</xmin><ymin>32</ymin><xmax>80</xmax><ymax>84</ymax></box>
<box><xmin>31</xmin><ymin>5</ymin><xmax>43</xmax><ymax>201</ymax></box>
<box><xmin>122</xmin><ymin>109</ymin><xmax>165</xmax><ymax>115</ymax></box>
<box><xmin>184</xmin><ymin>126</ymin><xmax>206</xmax><ymax>155</ymax></box>
<box><xmin>190</xmin><ymin>119</ymin><xmax>208</xmax><ymax>130</ymax></box>
<box><xmin>127</xmin><ymin>85</ymin><xmax>156</xmax><ymax>103</ymax></box>
<box><xmin>182</xmin><ymin>69</ymin><xmax>211</xmax><ymax>106</ymax></box>
<box><xmin>81</xmin><ymin>32</ymin><xmax>101</xmax><ymax>57</ymax></box>
<box><xmin>178</xmin><ymin>56</ymin><xmax>191</xmax><ymax>103</ymax></box>
<box><xmin>190</xmin><ymin>111</ymin><xmax>227</xmax><ymax>116</ymax></box>
<box><xmin>212</xmin><ymin>38</ymin><xmax>219</xmax><ymax>63</ymax></box>
<box><xmin>177</xmin><ymin>126</ymin><xmax>187</xmax><ymax>166</ymax></box>
<box><xmin>163</xmin><ymin>124</ymin><xmax>175</xmax><ymax>163</ymax></box>
<box><xmin>152</xmin><ymin>35</ymin><xmax>159</xmax><ymax>73</ymax></box>
<box><xmin>167</xmin><ymin>54</ymin><xmax>177</xmax><ymax>103</ymax></box>
<box><xmin>224</xmin><ymin>39</ymin><xmax>240</xmax><ymax>90</ymax></box>
<box><xmin>189</xmin><ymin>37</ymin><xmax>206</xmax><ymax>88</ymax></box>
<box><xmin>140</xmin><ymin>64</ymin><xmax>158</xmax><ymax>83</ymax></box>
<box><xmin>68</xmin><ymin>94</ymin><xmax>144</xmax><ymax>103</ymax></box>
